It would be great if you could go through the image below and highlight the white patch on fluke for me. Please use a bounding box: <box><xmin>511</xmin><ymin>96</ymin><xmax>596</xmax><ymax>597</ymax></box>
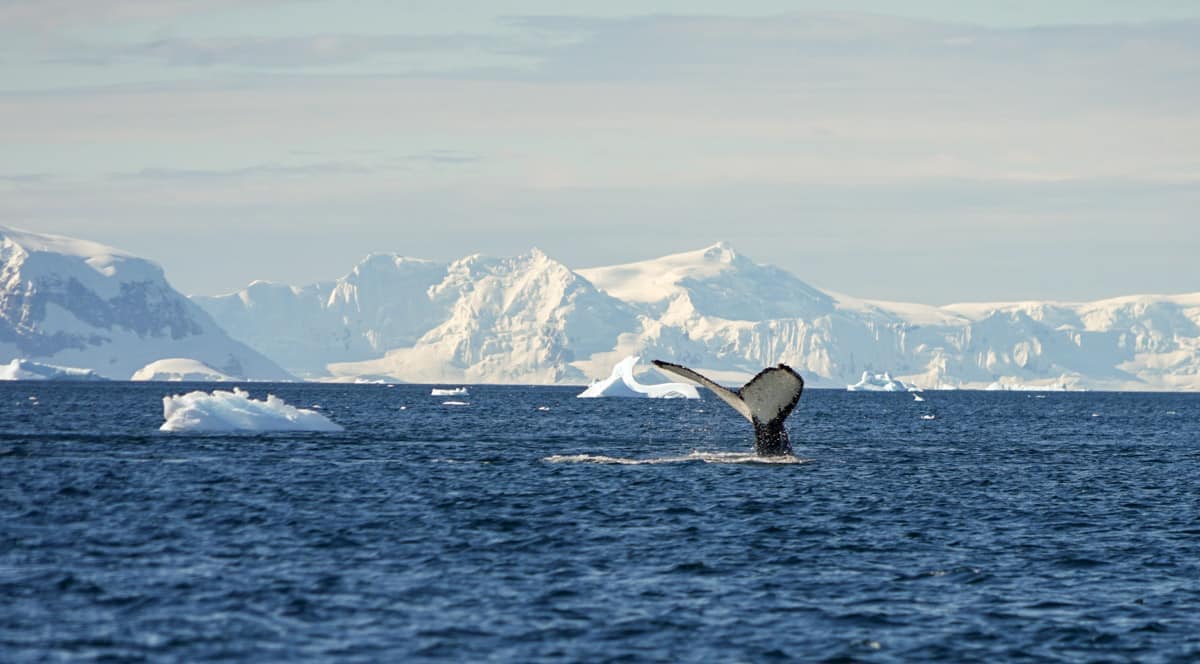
<box><xmin>160</xmin><ymin>388</ymin><xmax>343</xmax><ymax>432</ymax></box>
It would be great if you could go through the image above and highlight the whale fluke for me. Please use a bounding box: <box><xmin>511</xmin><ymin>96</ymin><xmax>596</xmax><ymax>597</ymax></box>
<box><xmin>651</xmin><ymin>360</ymin><xmax>804</xmax><ymax>456</ymax></box>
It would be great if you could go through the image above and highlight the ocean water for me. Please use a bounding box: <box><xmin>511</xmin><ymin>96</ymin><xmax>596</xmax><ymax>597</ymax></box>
<box><xmin>2</xmin><ymin>383</ymin><xmax>1199</xmax><ymax>662</ymax></box>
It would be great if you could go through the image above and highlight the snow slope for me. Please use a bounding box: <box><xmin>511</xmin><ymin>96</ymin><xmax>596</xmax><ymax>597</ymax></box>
<box><xmin>326</xmin><ymin>249</ymin><xmax>640</xmax><ymax>384</ymax></box>
<box><xmin>194</xmin><ymin>254</ymin><xmax>448</xmax><ymax>378</ymax></box>
<box><xmin>0</xmin><ymin>226</ymin><xmax>292</xmax><ymax>381</ymax></box>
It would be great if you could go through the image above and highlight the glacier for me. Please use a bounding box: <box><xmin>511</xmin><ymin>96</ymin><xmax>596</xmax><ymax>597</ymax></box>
<box><xmin>1</xmin><ymin>226</ymin><xmax>292</xmax><ymax>381</ymax></box>
<box><xmin>577</xmin><ymin>356</ymin><xmax>701</xmax><ymax>399</ymax></box>
<box><xmin>195</xmin><ymin>241</ymin><xmax>1200</xmax><ymax>391</ymax></box>
<box><xmin>160</xmin><ymin>388</ymin><xmax>343</xmax><ymax>432</ymax></box>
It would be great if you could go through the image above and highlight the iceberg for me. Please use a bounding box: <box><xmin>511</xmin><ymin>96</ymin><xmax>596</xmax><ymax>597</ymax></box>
<box><xmin>431</xmin><ymin>387</ymin><xmax>469</xmax><ymax>396</ymax></box>
<box><xmin>985</xmin><ymin>377</ymin><xmax>1080</xmax><ymax>392</ymax></box>
<box><xmin>160</xmin><ymin>388</ymin><xmax>343</xmax><ymax>432</ymax></box>
<box><xmin>577</xmin><ymin>356</ymin><xmax>700</xmax><ymax>399</ymax></box>
<box><xmin>846</xmin><ymin>371</ymin><xmax>915</xmax><ymax>392</ymax></box>
<box><xmin>0</xmin><ymin>358</ymin><xmax>107</xmax><ymax>381</ymax></box>
<box><xmin>132</xmin><ymin>358</ymin><xmax>238</xmax><ymax>382</ymax></box>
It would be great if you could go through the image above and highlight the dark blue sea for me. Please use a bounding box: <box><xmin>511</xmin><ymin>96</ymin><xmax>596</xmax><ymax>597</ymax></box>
<box><xmin>2</xmin><ymin>383</ymin><xmax>1199</xmax><ymax>662</ymax></box>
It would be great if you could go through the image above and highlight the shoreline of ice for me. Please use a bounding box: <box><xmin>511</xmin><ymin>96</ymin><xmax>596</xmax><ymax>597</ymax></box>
<box><xmin>0</xmin><ymin>359</ymin><xmax>107</xmax><ymax>381</ymax></box>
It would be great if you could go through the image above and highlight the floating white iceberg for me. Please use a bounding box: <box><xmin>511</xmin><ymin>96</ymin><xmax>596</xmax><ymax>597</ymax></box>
<box><xmin>0</xmin><ymin>359</ymin><xmax>107</xmax><ymax>381</ymax></box>
<box><xmin>160</xmin><ymin>387</ymin><xmax>343</xmax><ymax>432</ymax></box>
<box><xmin>985</xmin><ymin>377</ymin><xmax>1080</xmax><ymax>392</ymax></box>
<box><xmin>132</xmin><ymin>358</ymin><xmax>238</xmax><ymax>382</ymax></box>
<box><xmin>846</xmin><ymin>371</ymin><xmax>916</xmax><ymax>392</ymax></box>
<box><xmin>577</xmin><ymin>356</ymin><xmax>700</xmax><ymax>399</ymax></box>
<box><xmin>431</xmin><ymin>387</ymin><xmax>468</xmax><ymax>396</ymax></box>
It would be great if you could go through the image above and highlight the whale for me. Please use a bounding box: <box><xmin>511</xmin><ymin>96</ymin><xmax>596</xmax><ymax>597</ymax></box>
<box><xmin>652</xmin><ymin>360</ymin><xmax>804</xmax><ymax>457</ymax></box>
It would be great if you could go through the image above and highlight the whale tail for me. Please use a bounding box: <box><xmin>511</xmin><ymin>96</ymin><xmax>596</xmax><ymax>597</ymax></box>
<box><xmin>651</xmin><ymin>360</ymin><xmax>804</xmax><ymax>456</ymax></box>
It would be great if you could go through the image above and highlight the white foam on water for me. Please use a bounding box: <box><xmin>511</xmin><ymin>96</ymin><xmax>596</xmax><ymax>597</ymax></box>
<box><xmin>160</xmin><ymin>387</ymin><xmax>343</xmax><ymax>432</ymax></box>
<box><xmin>536</xmin><ymin>406</ymin><xmax>551</xmax><ymax>411</ymax></box>
<box><xmin>442</xmin><ymin>400</ymin><xmax>469</xmax><ymax>406</ymax></box>
<box><xmin>921</xmin><ymin>414</ymin><xmax>936</xmax><ymax>420</ymax></box>
<box><xmin>544</xmin><ymin>451</ymin><xmax>808</xmax><ymax>465</ymax></box>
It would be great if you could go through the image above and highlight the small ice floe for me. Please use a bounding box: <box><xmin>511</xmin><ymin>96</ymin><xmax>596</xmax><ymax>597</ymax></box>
<box><xmin>1091</xmin><ymin>413</ymin><xmax>1101</xmax><ymax>418</ymax></box>
<box><xmin>577</xmin><ymin>356</ymin><xmax>700</xmax><ymax>399</ymax></box>
<box><xmin>160</xmin><ymin>388</ymin><xmax>343</xmax><ymax>432</ymax></box>
<box><xmin>442</xmin><ymin>400</ymin><xmax>469</xmax><ymax>406</ymax></box>
<box><xmin>913</xmin><ymin>394</ymin><xmax>925</xmax><ymax>402</ymax></box>
<box><xmin>537</xmin><ymin>406</ymin><xmax>551</xmax><ymax>411</ymax></box>
<box><xmin>920</xmin><ymin>414</ymin><xmax>936</xmax><ymax>420</ymax></box>
<box><xmin>431</xmin><ymin>387</ymin><xmax>468</xmax><ymax>397</ymax></box>
<box><xmin>399</xmin><ymin>405</ymin><xmax>408</xmax><ymax>410</ymax></box>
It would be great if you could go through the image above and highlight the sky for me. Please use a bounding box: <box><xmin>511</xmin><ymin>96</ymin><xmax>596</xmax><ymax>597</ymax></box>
<box><xmin>2</xmin><ymin>0</ymin><xmax>1198</xmax><ymax>303</ymax></box>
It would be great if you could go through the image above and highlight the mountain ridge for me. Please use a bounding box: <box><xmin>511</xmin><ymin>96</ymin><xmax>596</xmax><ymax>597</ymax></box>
<box><xmin>196</xmin><ymin>240</ymin><xmax>1200</xmax><ymax>390</ymax></box>
<box><xmin>4</xmin><ymin>226</ymin><xmax>1196</xmax><ymax>390</ymax></box>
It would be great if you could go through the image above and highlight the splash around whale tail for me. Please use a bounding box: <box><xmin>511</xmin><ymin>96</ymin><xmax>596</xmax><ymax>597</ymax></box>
<box><xmin>651</xmin><ymin>360</ymin><xmax>804</xmax><ymax>456</ymax></box>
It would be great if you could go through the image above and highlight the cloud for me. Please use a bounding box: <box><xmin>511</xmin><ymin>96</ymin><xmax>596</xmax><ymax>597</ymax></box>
<box><xmin>506</xmin><ymin>13</ymin><xmax>1200</xmax><ymax>95</ymax></box>
<box><xmin>111</xmin><ymin>162</ymin><xmax>373</xmax><ymax>181</ymax></box>
<box><xmin>89</xmin><ymin>33</ymin><xmax>528</xmax><ymax>68</ymax></box>
<box><xmin>0</xmin><ymin>0</ymin><xmax>285</xmax><ymax>30</ymax></box>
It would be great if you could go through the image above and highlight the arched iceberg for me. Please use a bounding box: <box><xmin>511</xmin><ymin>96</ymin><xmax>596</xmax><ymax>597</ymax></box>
<box><xmin>577</xmin><ymin>356</ymin><xmax>700</xmax><ymax>399</ymax></box>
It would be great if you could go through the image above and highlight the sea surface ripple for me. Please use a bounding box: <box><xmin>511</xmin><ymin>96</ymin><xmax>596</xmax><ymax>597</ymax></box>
<box><xmin>2</xmin><ymin>383</ymin><xmax>1199</xmax><ymax>661</ymax></box>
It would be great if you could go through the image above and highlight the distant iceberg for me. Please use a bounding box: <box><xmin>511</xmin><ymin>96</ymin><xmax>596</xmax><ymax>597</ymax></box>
<box><xmin>846</xmin><ymin>371</ymin><xmax>916</xmax><ymax>392</ymax></box>
<box><xmin>577</xmin><ymin>356</ymin><xmax>700</xmax><ymax>399</ymax></box>
<box><xmin>0</xmin><ymin>359</ymin><xmax>107</xmax><ymax>381</ymax></box>
<box><xmin>160</xmin><ymin>387</ymin><xmax>343</xmax><ymax>432</ymax></box>
<box><xmin>985</xmin><ymin>376</ymin><xmax>1081</xmax><ymax>392</ymax></box>
<box><xmin>431</xmin><ymin>387</ymin><xmax>468</xmax><ymax>396</ymax></box>
<box><xmin>132</xmin><ymin>358</ymin><xmax>237</xmax><ymax>382</ymax></box>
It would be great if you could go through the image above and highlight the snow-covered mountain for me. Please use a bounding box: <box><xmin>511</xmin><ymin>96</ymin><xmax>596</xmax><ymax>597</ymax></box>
<box><xmin>194</xmin><ymin>253</ymin><xmax>449</xmax><ymax>377</ymax></box>
<box><xmin>0</xmin><ymin>226</ymin><xmax>291</xmax><ymax>380</ymax></box>
<box><xmin>196</xmin><ymin>241</ymin><xmax>1200</xmax><ymax>390</ymax></box>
